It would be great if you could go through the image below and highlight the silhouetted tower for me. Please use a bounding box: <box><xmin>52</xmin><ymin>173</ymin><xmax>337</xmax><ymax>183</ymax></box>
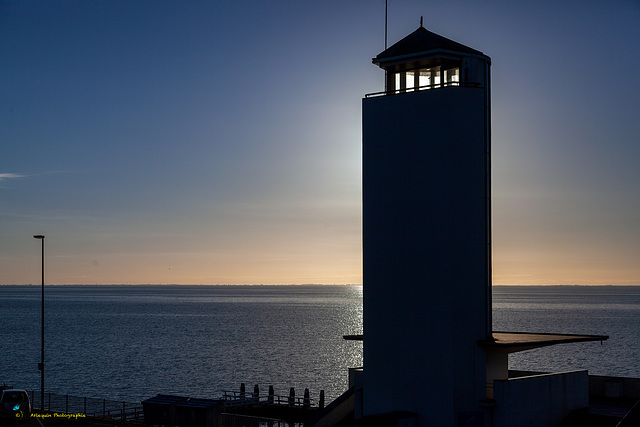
<box><xmin>362</xmin><ymin>24</ymin><xmax>491</xmax><ymax>426</ymax></box>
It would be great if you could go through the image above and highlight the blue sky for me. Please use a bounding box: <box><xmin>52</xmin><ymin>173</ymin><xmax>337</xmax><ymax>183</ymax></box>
<box><xmin>1</xmin><ymin>1</ymin><xmax>639</xmax><ymax>285</ymax></box>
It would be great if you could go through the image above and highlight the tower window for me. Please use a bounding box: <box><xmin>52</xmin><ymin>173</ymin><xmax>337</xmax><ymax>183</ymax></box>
<box><xmin>406</xmin><ymin>71</ymin><xmax>416</xmax><ymax>92</ymax></box>
<box><xmin>417</xmin><ymin>67</ymin><xmax>440</xmax><ymax>89</ymax></box>
<box><xmin>431</xmin><ymin>67</ymin><xmax>441</xmax><ymax>88</ymax></box>
<box><xmin>391</xmin><ymin>65</ymin><xmax>460</xmax><ymax>94</ymax></box>
<box><xmin>419</xmin><ymin>69</ymin><xmax>430</xmax><ymax>87</ymax></box>
<box><xmin>444</xmin><ymin>68</ymin><xmax>460</xmax><ymax>86</ymax></box>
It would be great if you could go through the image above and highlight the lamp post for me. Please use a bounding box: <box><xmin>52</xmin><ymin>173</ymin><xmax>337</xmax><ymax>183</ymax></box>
<box><xmin>33</xmin><ymin>234</ymin><xmax>45</xmax><ymax>411</ymax></box>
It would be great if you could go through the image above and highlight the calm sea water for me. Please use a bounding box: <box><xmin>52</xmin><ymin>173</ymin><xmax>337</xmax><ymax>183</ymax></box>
<box><xmin>0</xmin><ymin>285</ymin><xmax>363</xmax><ymax>403</ymax></box>
<box><xmin>493</xmin><ymin>285</ymin><xmax>640</xmax><ymax>378</ymax></box>
<box><xmin>0</xmin><ymin>285</ymin><xmax>638</xmax><ymax>404</ymax></box>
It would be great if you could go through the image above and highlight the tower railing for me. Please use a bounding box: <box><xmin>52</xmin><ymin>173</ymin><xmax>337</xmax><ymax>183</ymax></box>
<box><xmin>365</xmin><ymin>80</ymin><xmax>482</xmax><ymax>98</ymax></box>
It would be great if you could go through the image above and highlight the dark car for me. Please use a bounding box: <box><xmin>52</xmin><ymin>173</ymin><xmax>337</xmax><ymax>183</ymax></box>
<box><xmin>0</xmin><ymin>389</ymin><xmax>31</xmax><ymax>421</ymax></box>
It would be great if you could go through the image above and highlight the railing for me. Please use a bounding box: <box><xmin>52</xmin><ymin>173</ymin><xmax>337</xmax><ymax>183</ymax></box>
<box><xmin>28</xmin><ymin>391</ymin><xmax>143</xmax><ymax>421</ymax></box>
<box><xmin>25</xmin><ymin>385</ymin><xmax>320</xmax><ymax>423</ymax></box>
<box><xmin>221</xmin><ymin>389</ymin><xmax>314</xmax><ymax>409</ymax></box>
<box><xmin>365</xmin><ymin>80</ymin><xmax>481</xmax><ymax>98</ymax></box>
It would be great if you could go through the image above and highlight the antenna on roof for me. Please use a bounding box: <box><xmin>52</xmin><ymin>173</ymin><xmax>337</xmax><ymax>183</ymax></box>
<box><xmin>385</xmin><ymin>0</ymin><xmax>388</xmax><ymax>50</ymax></box>
<box><xmin>420</xmin><ymin>16</ymin><xmax>423</xmax><ymax>27</ymax></box>
<box><xmin>384</xmin><ymin>0</ymin><xmax>388</xmax><ymax>93</ymax></box>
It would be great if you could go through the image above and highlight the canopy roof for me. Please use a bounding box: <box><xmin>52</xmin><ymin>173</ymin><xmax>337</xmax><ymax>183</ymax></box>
<box><xmin>480</xmin><ymin>331</ymin><xmax>609</xmax><ymax>353</ymax></box>
<box><xmin>344</xmin><ymin>331</ymin><xmax>608</xmax><ymax>354</ymax></box>
<box><xmin>373</xmin><ymin>26</ymin><xmax>488</xmax><ymax>69</ymax></box>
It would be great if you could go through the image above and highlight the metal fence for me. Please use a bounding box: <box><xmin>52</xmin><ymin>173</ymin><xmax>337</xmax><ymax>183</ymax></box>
<box><xmin>222</xmin><ymin>390</ymin><xmax>314</xmax><ymax>409</ymax></box>
<box><xmin>219</xmin><ymin>413</ymin><xmax>303</xmax><ymax>427</ymax></box>
<box><xmin>221</xmin><ymin>386</ymin><xmax>322</xmax><ymax>410</ymax></box>
<box><xmin>28</xmin><ymin>391</ymin><xmax>143</xmax><ymax>421</ymax></box>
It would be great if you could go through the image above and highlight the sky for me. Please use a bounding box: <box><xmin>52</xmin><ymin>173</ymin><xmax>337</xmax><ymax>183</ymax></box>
<box><xmin>1</xmin><ymin>1</ymin><xmax>639</xmax><ymax>285</ymax></box>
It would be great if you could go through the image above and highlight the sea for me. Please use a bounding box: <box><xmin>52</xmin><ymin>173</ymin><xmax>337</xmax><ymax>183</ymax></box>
<box><xmin>0</xmin><ymin>285</ymin><xmax>639</xmax><ymax>404</ymax></box>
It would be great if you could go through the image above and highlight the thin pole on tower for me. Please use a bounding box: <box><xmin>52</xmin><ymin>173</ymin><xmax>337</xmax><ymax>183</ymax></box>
<box><xmin>385</xmin><ymin>0</ymin><xmax>388</xmax><ymax>50</ymax></box>
<box><xmin>384</xmin><ymin>0</ymin><xmax>388</xmax><ymax>93</ymax></box>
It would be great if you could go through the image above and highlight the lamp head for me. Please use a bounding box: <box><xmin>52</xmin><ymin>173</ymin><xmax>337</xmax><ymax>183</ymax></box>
<box><xmin>33</xmin><ymin>235</ymin><xmax>45</xmax><ymax>239</ymax></box>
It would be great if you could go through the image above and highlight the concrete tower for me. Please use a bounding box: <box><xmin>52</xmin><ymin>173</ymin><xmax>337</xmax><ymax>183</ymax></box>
<box><xmin>362</xmin><ymin>25</ymin><xmax>492</xmax><ymax>426</ymax></box>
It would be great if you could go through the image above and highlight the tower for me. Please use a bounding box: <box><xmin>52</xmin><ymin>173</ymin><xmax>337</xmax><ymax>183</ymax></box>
<box><xmin>362</xmin><ymin>24</ymin><xmax>492</xmax><ymax>426</ymax></box>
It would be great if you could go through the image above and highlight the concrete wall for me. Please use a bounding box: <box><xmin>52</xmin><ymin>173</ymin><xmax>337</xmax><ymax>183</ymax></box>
<box><xmin>362</xmin><ymin>85</ymin><xmax>490</xmax><ymax>426</ymax></box>
<box><xmin>510</xmin><ymin>370</ymin><xmax>640</xmax><ymax>400</ymax></box>
<box><xmin>493</xmin><ymin>370</ymin><xmax>589</xmax><ymax>427</ymax></box>
<box><xmin>349</xmin><ymin>367</ymin><xmax>364</xmax><ymax>420</ymax></box>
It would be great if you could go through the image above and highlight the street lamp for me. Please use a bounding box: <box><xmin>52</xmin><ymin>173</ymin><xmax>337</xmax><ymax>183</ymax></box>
<box><xmin>33</xmin><ymin>234</ymin><xmax>45</xmax><ymax>411</ymax></box>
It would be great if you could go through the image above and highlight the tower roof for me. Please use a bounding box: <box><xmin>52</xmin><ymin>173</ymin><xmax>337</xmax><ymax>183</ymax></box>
<box><xmin>373</xmin><ymin>26</ymin><xmax>487</xmax><ymax>67</ymax></box>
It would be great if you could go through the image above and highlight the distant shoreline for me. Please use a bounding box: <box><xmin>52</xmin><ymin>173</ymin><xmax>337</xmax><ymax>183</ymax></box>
<box><xmin>0</xmin><ymin>283</ymin><xmax>364</xmax><ymax>287</ymax></box>
<box><xmin>2</xmin><ymin>283</ymin><xmax>639</xmax><ymax>287</ymax></box>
